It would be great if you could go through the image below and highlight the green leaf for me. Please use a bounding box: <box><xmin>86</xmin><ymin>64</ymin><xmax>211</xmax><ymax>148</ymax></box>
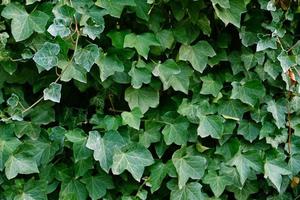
<box><xmin>146</xmin><ymin>161</ymin><xmax>170</xmax><ymax>193</ymax></box>
<box><xmin>231</xmin><ymin>80</ymin><xmax>265</xmax><ymax>107</ymax></box>
<box><xmin>170</xmin><ymin>182</ymin><xmax>206</xmax><ymax>200</ymax></box>
<box><xmin>128</xmin><ymin>61</ymin><xmax>152</xmax><ymax>89</ymax></box>
<box><xmin>256</xmin><ymin>36</ymin><xmax>277</xmax><ymax>51</ymax></box>
<box><xmin>179</xmin><ymin>41</ymin><xmax>216</xmax><ymax>73</ymax></box>
<box><xmin>95</xmin><ymin>0</ymin><xmax>136</xmax><ymax>18</ymax></box>
<box><xmin>112</xmin><ymin>144</ymin><xmax>154</xmax><ymax>181</ymax></box>
<box><xmin>197</xmin><ymin>115</ymin><xmax>224</xmax><ymax>139</ymax></box>
<box><xmin>14</xmin><ymin>180</ymin><xmax>47</xmax><ymax>200</ymax></box>
<box><xmin>60</xmin><ymin>179</ymin><xmax>88</xmax><ymax>200</ymax></box>
<box><xmin>124</xmin><ymin>33</ymin><xmax>160</xmax><ymax>59</ymax></box>
<box><xmin>47</xmin><ymin>21</ymin><xmax>71</xmax><ymax>38</ymax></box>
<box><xmin>125</xmin><ymin>86</ymin><xmax>159</xmax><ymax>114</ymax></box>
<box><xmin>14</xmin><ymin>121</ymin><xmax>41</xmax><ymax>140</ymax></box>
<box><xmin>264</xmin><ymin>159</ymin><xmax>291</xmax><ymax>192</ymax></box>
<box><xmin>86</xmin><ymin>130</ymin><xmax>126</xmax><ymax>173</ymax></box>
<box><xmin>229</xmin><ymin>150</ymin><xmax>263</xmax><ymax>185</ymax></box>
<box><xmin>172</xmin><ymin>146</ymin><xmax>207</xmax><ymax>189</ymax></box>
<box><xmin>96</xmin><ymin>54</ymin><xmax>124</xmax><ymax>81</ymax></box>
<box><xmin>33</xmin><ymin>42</ymin><xmax>60</xmax><ymax>71</ymax></box>
<box><xmin>277</xmin><ymin>51</ymin><xmax>296</xmax><ymax>73</ymax></box>
<box><xmin>211</xmin><ymin>0</ymin><xmax>230</xmax><ymax>8</ymax></box>
<box><xmin>74</xmin><ymin>44</ymin><xmax>100</xmax><ymax>72</ymax></box>
<box><xmin>266</xmin><ymin>99</ymin><xmax>287</xmax><ymax>129</ymax></box>
<box><xmin>58</xmin><ymin>59</ymin><xmax>87</xmax><ymax>83</ymax></box>
<box><xmin>153</xmin><ymin>59</ymin><xmax>193</xmax><ymax>94</ymax></box>
<box><xmin>121</xmin><ymin>107</ymin><xmax>144</xmax><ymax>130</ymax></box>
<box><xmin>162</xmin><ymin>117</ymin><xmax>189</xmax><ymax>145</ymax></box>
<box><xmin>82</xmin><ymin>174</ymin><xmax>114</xmax><ymax>200</ymax></box>
<box><xmin>237</xmin><ymin>121</ymin><xmax>260</xmax><ymax>142</ymax></box>
<box><xmin>218</xmin><ymin>100</ymin><xmax>247</xmax><ymax>121</ymax></box>
<box><xmin>1</xmin><ymin>3</ymin><xmax>49</xmax><ymax>41</ymax></box>
<box><xmin>43</xmin><ymin>83</ymin><xmax>62</xmax><ymax>103</ymax></box>
<box><xmin>139</xmin><ymin>121</ymin><xmax>161</xmax><ymax>148</ymax></box>
<box><xmin>203</xmin><ymin>170</ymin><xmax>232</xmax><ymax>197</ymax></box>
<box><xmin>212</xmin><ymin>0</ymin><xmax>247</xmax><ymax>28</ymax></box>
<box><xmin>5</xmin><ymin>154</ymin><xmax>39</xmax><ymax>179</ymax></box>
<box><xmin>0</xmin><ymin>125</ymin><xmax>22</xmax><ymax>170</ymax></box>
<box><xmin>200</xmin><ymin>74</ymin><xmax>222</xmax><ymax>97</ymax></box>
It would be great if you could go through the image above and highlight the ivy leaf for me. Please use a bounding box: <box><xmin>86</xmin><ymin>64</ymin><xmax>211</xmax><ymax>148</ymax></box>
<box><xmin>212</xmin><ymin>0</ymin><xmax>247</xmax><ymax>28</ymax></box>
<box><xmin>211</xmin><ymin>0</ymin><xmax>230</xmax><ymax>8</ymax></box>
<box><xmin>170</xmin><ymin>182</ymin><xmax>206</xmax><ymax>200</ymax></box>
<box><xmin>5</xmin><ymin>154</ymin><xmax>39</xmax><ymax>179</ymax></box>
<box><xmin>43</xmin><ymin>83</ymin><xmax>62</xmax><ymax>103</ymax></box>
<box><xmin>60</xmin><ymin>179</ymin><xmax>88</xmax><ymax>200</ymax></box>
<box><xmin>153</xmin><ymin>59</ymin><xmax>193</xmax><ymax>94</ymax></box>
<box><xmin>218</xmin><ymin>100</ymin><xmax>247</xmax><ymax>121</ymax></box>
<box><xmin>81</xmin><ymin>174</ymin><xmax>114</xmax><ymax>200</ymax></box>
<box><xmin>231</xmin><ymin>80</ymin><xmax>265</xmax><ymax>107</ymax></box>
<box><xmin>277</xmin><ymin>51</ymin><xmax>296</xmax><ymax>73</ymax></box>
<box><xmin>238</xmin><ymin>121</ymin><xmax>260</xmax><ymax>142</ymax></box>
<box><xmin>121</xmin><ymin>108</ymin><xmax>144</xmax><ymax>130</ymax></box>
<box><xmin>179</xmin><ymin>41</ymin><xmax>216</xmax><ymax>73</ymax></box>
<box><xmin>0</xmin><ymin>127</ymin><xmax>22</xmax><ymax>170</ymax></box>
<box><xmin>14</xmin><ymin>121</ymin><xmax>41</xmax><ymax>140</ymax></box>
<box><xmin>47</xmin><ymin>20</ymin><xmax>71</xmax><ymax>38</ymax></box>
<box><xmin>162</xmin><ymin>117</ymin><xmax>189</xmax><ymax>145</ymax></box>
<box><xmin>203</xmin><ymin>170</ymin><xmax>232</xmax><ymax>197</ymax></box>
<box><xmin>112</xmin><ymin>144</ymin><xmax>154</xmax><ymax>181</ymax></box>
<box><xmin>128</xmin><ymin>62</ymin><xmax>152</xmax><ymax>89</ymax></box>
<box><xmin>256</xmin><ymin>36</ymin><xmax>277</xmax><ymax>51</ymax></box>
<box><xmin>197</xmin><ymin>115</ymin><xmax>224</xmax><ymax>139</ymax></box>
<box><xmin>58</xmin><ymin>59</ymin><xmax>87</xmax><ymax>83</ymax></box>
<box><xmin>266</xmin><ymin>99</ymin><xmax>287</xmax><ymax>129</ymax></box>
<box><xmin>200</xmin><ymin>74</ymin><xmax>223</xmax><ymax>97</ymax></box>
<box><xmin>1</xmin><ymin>3</ymin><xmax>49</xmax><ymax>41</ymax></box>
<box><xmin>124</xmin><ymin>33</ymin><xmax>160</xmax><ymax>59</ymax></box>
<box><xmin>95</xmin><ymin>0</ymin><xmax>136</xmax><ymax>18</ymax></box>
<box><xmin>125</xmin><ymin>86</ymin><xmax>159</xmax><ymax>114</ymax></box>
<box><xmin>74</xmin><ymin>44</ymin><xmax>100</xmax><ymax>72</ymax></box>
<box><xmin>264</xmin><ymin>159</ymin><xmax>291</xmax><ymax>192</ymax></box>
<box><xmin>96</xmin><ymin>54</ymin><xmax>124</xmax><ymax>81</ymax></box>
<box><xmin>172</xmin><ymin>146</ymin><xmax>207</xmax><ymax>189</ymax></box>
<box><xmin>139</xmin><ymin>121</ymin><xmax>161</xmax><ymax>148</ymax></box>
<box><xmin>146</xmin><ymin>161</ymin><xmax>171</xmax><ymax>193</ymax></box>
<box><xmin>229</xmin><ymin>150</ymin><xmax>263</xmax><ymax>185</ymax></box>
<box><xmin>86</xmin><ymin>130</ymin><xmax>126</xmax><ymax>173</ymax></box>
<box><xmin>33</xmin><ymin>42</ymin><xmax>60</xmax><ymax>71</ymax></box>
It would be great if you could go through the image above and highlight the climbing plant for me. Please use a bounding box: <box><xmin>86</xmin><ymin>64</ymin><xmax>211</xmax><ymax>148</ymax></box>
<box><xmin>1</xmin><ymin>0</ymin><xmax>300</xmax><ymax>199</ymax></box>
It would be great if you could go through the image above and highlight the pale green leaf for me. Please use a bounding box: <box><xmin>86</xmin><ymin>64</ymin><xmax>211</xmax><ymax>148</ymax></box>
<box><xmin>43</xmin><ymin>83</ymin><xmax>62</xmax><ymax>103</ymax></box>
<box><xmin>112</xmin><ymin>144</ymin><xmax>154</xmax><ymax>181</ymax></box>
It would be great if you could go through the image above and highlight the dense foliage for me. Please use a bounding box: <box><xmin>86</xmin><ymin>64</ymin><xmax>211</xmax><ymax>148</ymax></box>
<box><xmin>1</xmin><ymin>0</ymin><xmax>300</xmax><ymax>199</ymax></box>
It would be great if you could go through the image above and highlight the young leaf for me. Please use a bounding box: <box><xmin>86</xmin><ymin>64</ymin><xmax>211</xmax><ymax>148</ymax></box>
<box><xmin>43</xmin><ymin>83</ymin><xmax>62</xmax><ymax>103</ymax></box>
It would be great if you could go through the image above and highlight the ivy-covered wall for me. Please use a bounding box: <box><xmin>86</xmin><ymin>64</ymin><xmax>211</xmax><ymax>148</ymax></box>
<box><xmin>1</xmin><ymin>0</ymin><xmax>300</xmax><ymax>199</ymax></box>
